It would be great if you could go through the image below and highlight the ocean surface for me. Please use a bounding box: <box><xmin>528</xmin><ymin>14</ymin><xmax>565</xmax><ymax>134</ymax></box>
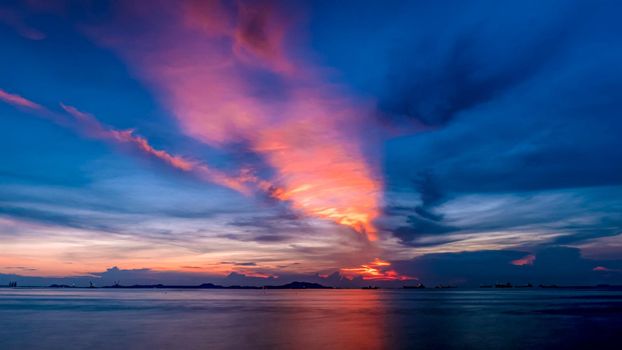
<box><xmin>1</xmin><ymin>288</ymin><xmax>621</xmax><ymax>349</ymax></box>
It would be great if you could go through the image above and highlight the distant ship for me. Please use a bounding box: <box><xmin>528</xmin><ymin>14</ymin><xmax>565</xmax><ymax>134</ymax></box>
<box><xmin>495</xmin><ymin>283</ymin><xmax>512</xmax><ymax>288</ymax></box>
<box><xmin>403</xmin><ymin>283</ymin><xmax>426</xmax><ymax>289</ymax></box>
<box><xmin>361</xmin><ymin>286</ymin><xmax>379</xmax><ymax>289</ymax></box>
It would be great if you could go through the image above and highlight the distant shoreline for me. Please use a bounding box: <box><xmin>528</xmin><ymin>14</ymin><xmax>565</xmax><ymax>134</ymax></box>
<box><xmin>2</xmin><ymin>283</ymin><xmax>622</xmax><ymax>290</ymax></box>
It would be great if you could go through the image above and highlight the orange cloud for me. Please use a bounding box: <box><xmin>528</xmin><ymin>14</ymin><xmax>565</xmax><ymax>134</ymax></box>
<box><xmin>341</xmin><ymin>258</ymin><xmax>416</xmax><ymax>281</ymax></box>
<box><xmin>88</xmin><ymin>0</ymin><xmax>381</xmax><ymax>239</ymax></box>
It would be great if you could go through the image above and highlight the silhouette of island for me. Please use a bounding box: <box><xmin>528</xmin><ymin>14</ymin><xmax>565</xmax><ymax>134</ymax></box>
<box><xmin>361</xmin><ymin>286</ymin><xmax>379</xmax><ymax>289</ymax></box>
<box><xmin>100</xmin><ymin>283</ymin><xmax>258</xmax><ymax>289</ymax></box>
<box><xmin>94</xmin><ymin>281</ymin><xmax>332</xmax><ymax>289</ymax></box>
<box><xmin>264</xmin><ymin>281</ymin><xmax>332</xmax><ymax>289</ymax></box>
<box><xmin>1</xmin><ymin>282</ymin><xmax>617</xmax><ymax>290</ymax></box>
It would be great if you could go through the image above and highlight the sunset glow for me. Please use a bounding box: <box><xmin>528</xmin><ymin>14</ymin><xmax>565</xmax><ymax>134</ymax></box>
<box><xmin>86</xmin><ymin>0</ymin><xmax>381</xmax><ymax>239</ymax></box>
<box><xmin>341</xmin><ymin>258</ymin><xmax>415</xmax><ymax>281</ymax></box>
<box><xmin>1</xmin><ymin>0</ymin><xmax>621</xmax><ymax>289</ymax></box>
<box><xmin>2</xmin><ymin>2</ymin><xmax>622</xmax><ymax>348</ymax></box>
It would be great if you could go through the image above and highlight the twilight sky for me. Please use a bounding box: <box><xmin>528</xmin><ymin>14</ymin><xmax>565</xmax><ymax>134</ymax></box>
<box><xmin>1</xmin><ymin>0</ymin><xmax>621</xmax><ymax>287</ymax></box>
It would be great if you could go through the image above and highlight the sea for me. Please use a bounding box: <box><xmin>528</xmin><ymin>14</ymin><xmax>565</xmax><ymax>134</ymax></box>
<box><xmin>1</xmin><ymin>288</ymin><xmax>621</xmax><ymax>349</ymax></box>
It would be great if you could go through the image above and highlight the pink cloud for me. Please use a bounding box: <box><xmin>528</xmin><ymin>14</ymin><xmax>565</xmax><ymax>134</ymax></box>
<box><xmin>593</xmin><ymin>266</ymin><xmax>620</xmax><ymax>272</ymax></box>
<box><xmin>87</xmin><ymin>0</ymin><xmax>382</xmax><ymax>239</ymax></box>
<box><xmin>0</xmin><ymin>87</ymin><xmax>250</xmax><ymax>194</ymax></box>
<box><xmin>511</xmin><ymin>254</ymin><xmax>536</xmax><ymax>266</ymax></box>
<box><xmin>59</xmin><ymin>103</ymin><xmax>252</xmax><ymax>194</ymax></box>
<box><xmin>0</xmin><ymin>88</ymin><xmax>45</xmax><ymax>110</ymax></box>
<box><xmin>0</xmin><ymin>7</ymin><xmax>46</xmax><ymax>40</ymax></box>
<box><xmin>59</xmin><ymin>104</ymin><xmax>194</xmax><ymax>172</ymax></box>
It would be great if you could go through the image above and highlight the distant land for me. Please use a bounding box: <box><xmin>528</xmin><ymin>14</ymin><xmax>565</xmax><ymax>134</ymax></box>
<box><xmin>39</xmin><ymin>281</ymin><xmax>333</xmax><ymax>289</ymax></box>
<box><xmin>1</xmin><ymin>281</ymin><xmax>622</xmax><ymax>290</ymax></box>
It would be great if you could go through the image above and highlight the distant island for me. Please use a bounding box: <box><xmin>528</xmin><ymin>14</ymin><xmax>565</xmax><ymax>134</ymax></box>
<box><xmin>3</xmin><ymin>282</ymin><xmax>621</xmax><ymax>290</ymax></box>
<box><xmin>46</xmin><ymin>281</ymin><xmax>333</xmax><ymax>289</ymax></box>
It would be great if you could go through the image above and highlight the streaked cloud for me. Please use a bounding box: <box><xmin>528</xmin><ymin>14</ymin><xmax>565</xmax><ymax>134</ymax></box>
<box><xmin>1</xmin><ymin>88</ymin><xmax>259</xmax><ymax>193</ymax></box>
<box><xmin>0</xmin><ymin>6</ymin><xmax>45</xmax><ymax>40</ymax></box>
<box><xmin>86</xmin><ymin>0</ymin><xmax>382</xmax><ymax>239</ymax></box>
<box><xmin>0</xmin><ymin>88</ymin><xmax>44</xmax><ymax>111</ymax></box>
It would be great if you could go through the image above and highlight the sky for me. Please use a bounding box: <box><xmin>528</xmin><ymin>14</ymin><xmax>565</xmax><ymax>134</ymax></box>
<box><xmin>1</xmin><ymin>0</ymin><xmax>621</xmax><ymax>287</ymax></box>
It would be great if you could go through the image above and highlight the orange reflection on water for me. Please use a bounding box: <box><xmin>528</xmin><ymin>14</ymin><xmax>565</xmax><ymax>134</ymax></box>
<box><xmin>253</xmin><ymin>290</ymin><xmax>390</xmax><ymax>349</ymax></box>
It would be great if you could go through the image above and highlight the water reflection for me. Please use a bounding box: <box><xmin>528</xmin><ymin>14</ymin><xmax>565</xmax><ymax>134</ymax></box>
<box><xmin>250</xmin><ymin>290</ymin><xmax>388</xmax><ymax>349</ymax></box>
<box><xmin>1</xmin><ymin>289</ymin><xmax>622</xmax><ymax>349</ymax></box>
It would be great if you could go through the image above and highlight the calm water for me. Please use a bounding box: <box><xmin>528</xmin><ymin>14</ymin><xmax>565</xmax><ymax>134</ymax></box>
<box><xmin>1</xmin><ymin>288</ymin><xmax>621</xmax><ymax>349</ymax></box>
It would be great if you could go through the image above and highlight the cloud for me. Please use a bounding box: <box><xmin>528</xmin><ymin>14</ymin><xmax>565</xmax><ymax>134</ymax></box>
<box><xmin>59</xmin><ymin>103</ymin><xmax>253</xmax><ymax>193</ymax></box>
<box><xmin>0</xmin><ymin>88</ymin><xmax>44</xmax><ymax>110</ymax></box>
<box><xmin>354</xmin><ymin>0</ymin><xmax>622</xmax><ymax>250</ymax></box>
<box><xmin>3</xmin><ymin>246</ymin><xmax>621</xmax><ymax>288</ymax></box>
<box><xmin>380</xmin><ymin>187</ymin><xmax>622</xmax><ymax>254</ymax></box>
<box><xmin>0</xmin><ymin>7</ymin><xmax>46</xmax><ymax>40</ymax></box>
<box><xmin>231</xmin><ymin>1</ymin><xmax>293</xmax><ymax>73</ymax></box>
<box><xmin>1</xmin><ymin>0</ymin><xmax>621</xmax><ymax>280</ymax></box>
<box><xmin>512</xmin><ymin>254</ymin><xmax>536</xmax><ymax>266</ymax></box>
<box><xmin>392</xmin><ymin>246</ymin><xmax>622</xmax><ymax>286</ymax></box>
<box><xmin>0</xmin><ymin>87</ymin><xmax>254</xmax><ymax>194</ymax></box>
<box><xmin>341</xmin><ymin>258</ymin><xmax>415</xmax><ymax>281</ymax></box>
<box><xmin>60</xmin><ymin>103</ymin><xmax>194</xmax><ymax>172</ymax></box>
<box><xmin>84</xmin><ymin>0</ymin><xmax>382</xmax><ymax>239</ymax></box>
<box><xmin>384</xmin><ymin>173</ymin><xmax>460</xmax><ymax>244</ymax></box>
<box><xmin>383</xmin><ymin>1</ymin><xmax>622</xmax><ymax>192</ymax></box>
<box><xmin>221</xmin><ymin>261</ymin><xmax>257</xmax><ymax>267</ymax></box>
<box><xmin>379</xmin><ymin>6</ymin><xmax>571</xmax><ymax>127</ymax></box>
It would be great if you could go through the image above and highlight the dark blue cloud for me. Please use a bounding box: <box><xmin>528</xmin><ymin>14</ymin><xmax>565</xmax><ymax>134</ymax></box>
<box><xmin>379</xmin><ymin>0</ymin><xmax>622</xmax><ymax>190</ymax></box>
<box><xmin>337</xmin><ymin>0</ymin><xmax>622</xmax><ymax>245</ymax></box>
<box><xmin>307</xmin><ymin>1</ymin><xmax>621</xmax><ymax>250</ymax></box>
<box><xmin>382</xmin><ymin>173</ymin><xmax>460</xmax><ymax>244</ymax></box>
<box><xmin>393</xmin><ymin>246</ymin><xmax>622</xmax><ymax>287</ymax></box>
